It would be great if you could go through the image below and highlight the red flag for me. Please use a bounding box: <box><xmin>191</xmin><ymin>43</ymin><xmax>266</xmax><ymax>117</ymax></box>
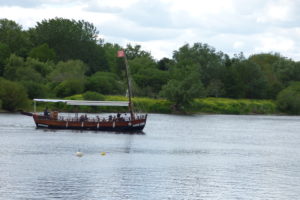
<box><xmin>117</xmin><ymin>50</ymin><xmax>125</xmax><ymax>58</ymax></box>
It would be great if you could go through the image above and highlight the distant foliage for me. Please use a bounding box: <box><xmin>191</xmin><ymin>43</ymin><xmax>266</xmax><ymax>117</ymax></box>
<box><xmin>3</xmin><ymin>54</ymin><xmax>24</xmax><ymax>80</ymax></box>
<box><xmin>160</xmin><ymin>70</ymin><xmax>206</xmax><ymax>110</ymax></box>
<box><xmin>129</xmin><ymin>56</ymin><xmax>169</xmax><ymax>97</ymax></box>
<box><xmin>86</xmin><ymin>72</ymin><xmax>123</xmax><ymax>95</ymax></box>
<box><xmin>3</xmin><ymin>55</ymin><xmax>47</xmax><ymax>83</ymax></box>
<box><xmin>192</xmin><ymin>98</ymin><xmax>276</xmax><ymax>114</ymax></box>
<box><xmin>25</xmin><ymin>57</ymin><xmax>53</xmax><ymax>77</ymax></box>
<box><xmin>83</xmin><ymin>91</ymin><xmax>105</xmax><ymax>101</ymax></box>
<box><xmin>277</xmin><ymin>82</ymin><xmax>300</xmax><ymax>114</ymax></box>
<box><xmin>0</xmin><ymin>19</ymin><xmax>30</xmax><ymax>56</ymax></box>
<box><xmin>29</xmin><ymin>18</ymin><xmax>108</xmax><ymax>73</ymax></box>
<box><xmin>49</xmin><ymin>59</ymin><xmax>86</xmax><ymax>82</ymax></box>
<box><xmin>21</xmin><ymin>81</ymin><xmax>49</xmax><ymax>99</ymax></box>
<box><xmin>226</xmin><ymin>60</ymin><xmax>267</xmax><ymax>99</ymax></box>
<box><xmin>125</xmin><ymin>44</ymin><xmax>151</xmax><ymax>60</ymax></box>
<box><xmin>1</xmin><ymin>18</ymin><xmax>300</xmax><ymax>114</ymax></box>
<box><xmin>0</xmin><ymin>78</ymin><xmax>29</xmax><ymax>111</ymax></box>
<box><xmin>0</xmin><ymin>42</ymin><xmax>10</xmax><ymax>76</ymax></box>
<box><xmin>29</xmin><ymin>43</ymin><xmax>56</xmax><ymax>62</ymax></box>
<box><xmin>55</xmin><ymin>79</ymin><xmax>85</xmax><ymax>98</ymax></box>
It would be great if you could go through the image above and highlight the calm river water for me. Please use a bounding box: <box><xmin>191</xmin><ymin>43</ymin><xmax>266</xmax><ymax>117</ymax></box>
<box><xmin>0</xmin><ymin>113</ymin><xmax>300</xmax><ymax>199</ymax></box>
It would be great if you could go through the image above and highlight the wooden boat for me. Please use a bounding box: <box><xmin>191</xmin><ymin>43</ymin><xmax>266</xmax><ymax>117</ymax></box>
<box><xmin>23</xmin><ymin>50</ymin><xmax>147</xmax><ymax>132</ymax></box>
<box><xmin>31</xmin><ymin>99</ymin><xmax>147</xmax><ymax>131</ymax></box>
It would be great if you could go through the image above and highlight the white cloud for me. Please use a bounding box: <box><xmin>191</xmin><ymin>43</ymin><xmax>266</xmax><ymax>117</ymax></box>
<box><xmin>233</xmin><ymin>41</ymin><xmax>244</xmax><ymax>49</ymax></box>
<box><xmin>84</xmin><ymin>0</ymin><xmax>138</xmax><ymax>13</ymax></box>
<box><xmin>1</xmin><ymin>0</ymin><xmax>300</xmax><ymax>60</ymax></box>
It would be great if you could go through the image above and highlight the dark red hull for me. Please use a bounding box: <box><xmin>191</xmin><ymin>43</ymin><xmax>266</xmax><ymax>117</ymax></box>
<box><xmin>32</xmin><ymin>114</ymin><xmax>147</xmax><ymax>132</ymax></box>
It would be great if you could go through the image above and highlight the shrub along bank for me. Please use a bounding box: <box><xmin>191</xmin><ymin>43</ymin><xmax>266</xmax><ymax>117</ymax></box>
<box><xmin>190</xmin><ymin>98</ymin><xmax>276</xmax><ymax>114</ymax></box>
<box><xmin>30</xmin><ymin>95</ymin><xmax>277</xmax><ymax>115</ymax></box>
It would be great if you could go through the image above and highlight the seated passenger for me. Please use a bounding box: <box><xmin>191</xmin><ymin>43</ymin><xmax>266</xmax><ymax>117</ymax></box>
<box><xmin>44</xmin><ymin>107</ymin><xmax>49</xmax><ymax>117</ymax></box>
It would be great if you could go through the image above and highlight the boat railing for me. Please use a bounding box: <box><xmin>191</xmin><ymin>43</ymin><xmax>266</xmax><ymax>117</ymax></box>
<box><xmin>37</xmin><ymin>113</ymin><xmax>147</xmax><ymax>122</ymax></box>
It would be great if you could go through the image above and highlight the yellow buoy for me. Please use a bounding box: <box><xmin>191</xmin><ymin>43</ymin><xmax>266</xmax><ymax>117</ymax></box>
<box><xmin>76</xmin><ymin>151</ymin><xmax>83</xmax><ymax>157</ymax></box>
<box><xmin>101</xmin><ymin>152</ymin><xmax>106</xmax><ymax>156</ymax></box>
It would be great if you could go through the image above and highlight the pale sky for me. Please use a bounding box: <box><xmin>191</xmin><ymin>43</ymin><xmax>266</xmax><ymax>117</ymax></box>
<box><xmin>1</xmin><ymin>0</ymin><xmax>300</xmax><ymax>61</ymax></box>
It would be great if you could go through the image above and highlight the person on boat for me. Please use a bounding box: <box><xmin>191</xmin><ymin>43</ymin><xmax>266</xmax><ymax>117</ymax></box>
<box><xmin>44</xmin><ymin>107</ymin><xmax>49</xmax><ymax>117</ymax></box>
<box><xmin>116</xmin><ymin>113</ymin><xmax>121</xmax><ymax>121</ymax></box>
<box><xmin>124</xmin><ymin>113</ymin><xmax>130</xmax><ymax>121</ymax></box>
<box><xmin>80</xmin><ymin>115</ymin><xmax>84</xmax><ymax>122</ymax></box>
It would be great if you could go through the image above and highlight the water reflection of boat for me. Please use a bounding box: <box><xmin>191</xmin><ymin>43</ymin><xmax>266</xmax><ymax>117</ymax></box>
<box><xmin>23</xmin><ymin>50</ymin><xmax>147</xmax><ymax>132</ymax></box>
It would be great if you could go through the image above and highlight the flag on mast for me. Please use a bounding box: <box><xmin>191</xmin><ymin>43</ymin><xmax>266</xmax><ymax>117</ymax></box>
<box><xmin>117</xmin><ymin>50</ymin><xmax>125</xmax><ymax>57</ymax></box>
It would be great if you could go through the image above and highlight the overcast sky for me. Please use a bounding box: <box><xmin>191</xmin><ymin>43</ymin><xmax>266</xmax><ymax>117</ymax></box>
<box><xmin>1</xmin><ymin>0</ymin><xmax>300</xmax><ymax>61</ymax></box>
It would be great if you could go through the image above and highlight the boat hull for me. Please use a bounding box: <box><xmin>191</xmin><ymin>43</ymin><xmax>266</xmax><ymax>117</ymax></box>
<box><xmin>33</xmin><ymin>114</ymin><xmax>146</xmax><ymax>132</ymax></box>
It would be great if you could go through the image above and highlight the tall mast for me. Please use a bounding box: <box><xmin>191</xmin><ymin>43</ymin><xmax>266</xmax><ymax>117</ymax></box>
<box><xmin>123</xmin><ymin>51</ymin><xmax>135</xmax><ymax>120</ymax></box>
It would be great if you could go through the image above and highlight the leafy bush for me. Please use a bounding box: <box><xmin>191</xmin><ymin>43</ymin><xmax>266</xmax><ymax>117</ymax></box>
<box><xmin>191</xmin><ymin>98</ymin><xmax>276</xmax><ymax>114</ymax></box>
<box><xmin>26</xmin><ymin>57</ymin><xmax>53</xmax><ymax>77</ymax></box>
<box><xmin>28</xmin><ymin>43</ymin><xmax>56</xmax><ymax>62</ymax></box>
<box><xmin>83</xmin><ymin>91</ymin><xmax>105</xmax><ymax>101</ymax></box>
<box><xmin>55</xmin><ymin>79</ymin><xmax>85</xmax><ymax>97</ymax></box>
<box><xmin>277</xmin><ymin>82</ymin><xmax>300</xmax><ymax>114</ymax></box>
<box><xmin>21</xmin><ymin>81</ymin><xmax>50</xmax><ymax>99</ymax></box>
<box><xmin>0</xmin><ymin>78</ymin><xmax>29</xmax><ymax>111</ymax></box>
<box><xmin>85</xmin><ymin>72</ymin><xmax>124</xmax><ymax>95</ymax></box>
<box><xmin>133</xmin><ymin>97</ymin><xmax>172</xmax><ymax>113</ymax></box>
<box><xmin>49</xmin><ymin>59</ymin><xmax>87</xmax><ymax>82</ymax></box>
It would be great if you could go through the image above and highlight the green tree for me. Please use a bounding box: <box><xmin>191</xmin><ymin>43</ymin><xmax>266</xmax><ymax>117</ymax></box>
<box><xmin>103</xmin><ymin>43</ymin><xmax>123</xmax><ymax>75</ymax></box>
<box><xmin>157</xmin><ymin>57</ymin><xmax>174</xmax><ymax>71</ymax></box>
<box><xmin>25</xmin><ymin>57</ymin><xmax>53</xmax><ymax>77</ymax></box>
<box><xmin>249</xmin><ymin>53</ymin><xmax>283</xmax><ymax>99</ymax></box>
<box><xmin>0</xmin><ymin>78</ymin><xmax>29</xmax><ymax>111</ymax></box>
<box><xmin>173</xmin><ymin>43</ymin><xmax>227</xmax><ymax>87</ymax></box>
<box><xmin>3</xmin><ymin>55</ymin><xmax>45</xmax><ymax>82</ymax></box>
<box><xmin>128</xmin><ymin>56</ymin><xmax>169</xmax><ymax>97</ymax></box>
<box><xmin>0</xmin><ymin>42</ymin><xmax>10</xmax><ymax>76</ymax></box>
<box><xmin>48</xmin><ymin>60</ymin><xmax>87</xmax><ymax>97</ymax></box>
<box><xmin>0</xmin><ymin>19</ymin><xmax>30</xmax><ymax>56</ymax></box>
<box><xmin>207</xmin><ymin>79</ymin><xmax>225</xmax><ymax>97</ymax></box>
<box><xmin>125</xmin><ymin>44</ymin><xmax>151</xmax><ymax>60</ymax></box>
<box><xmin>277</xmin><ymin>82</ymin><xmax>300</xmax><ymax>114</ymax></box>
<box><xmin>28</xmin><ymin>43</ymin><xmax>56</xmax><ymax>62</ymax></box>
<box><xmin>225</xmin><ymin>60</ymin><xmax>267</xmax><ymax>99</ymax></box>
<box><xmin>49</xmin><ymin>60</ymin><xmax>87</xmax><ymax>82</ymax></box>
<box><xmin>83</xmin><ymin>91</ymin><xmax>105</xmax><ymax>100</ymax></box>
<box><xmin>293</xmin><ymin>62</ymin><xmax>300</xmax><ymax>81</ymax></box>
<box><xmin>29</xmin><ymin>18</ymin><xmax>108</xmax><ymax>73</ymax></box>
<box><xmin>85</xmin><ymin>72</ymin><xmax>123</xmax><ymax>95</ymax></box>
<box><xmin>15</xmin><ymin>67</ymin><xmax>43</xmax><ymax>82</ymax></box>
<box><xmin>3</xmin><ymin>54</ymin><xmax>24</xmax><ymax>80</ymax></box>
<box><xmin>21</xmin><ymin>81</ymin><xmax>50</xmax><ymax>99</ymax></box>
<box><xmin>272</xmin><ymin>57</ymin><xmax>298</xmax><ymax>85</ymax></box>
<box><xmin>55</xmin><ymin>79</ymin><xmax>85</xmax><ymax>97</ymax></box>
<box><xmin>160</xmin><ymin>65</ymin><xmax>206</xmax><ymax>110</ymax></box>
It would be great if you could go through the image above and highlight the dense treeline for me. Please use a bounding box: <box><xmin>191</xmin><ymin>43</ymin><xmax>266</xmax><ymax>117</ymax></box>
<box><xmin>0</xmin><ymin>18</ymin><xmax>300</xmax><ymax>114</ymax></box>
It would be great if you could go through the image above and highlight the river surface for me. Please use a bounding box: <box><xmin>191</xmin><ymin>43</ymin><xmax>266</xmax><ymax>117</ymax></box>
<box><xmin>0</xmin><ymin>113</ymin><xmax>300</xmax><ymax>200</ymax></box>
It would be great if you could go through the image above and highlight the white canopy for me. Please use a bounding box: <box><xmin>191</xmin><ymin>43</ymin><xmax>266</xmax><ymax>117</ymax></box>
<box><xmin>34</xmin><ymin>99</ymin><xmax>68</xmax><ymax>103</ymax></box>
<box><xmin>33</xmin><ymin>99</ymin><xmax>129</xmax><ymax>107</ymax></box>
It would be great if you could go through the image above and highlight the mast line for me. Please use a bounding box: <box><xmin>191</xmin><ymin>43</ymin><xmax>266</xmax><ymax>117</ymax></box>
<box><xmin>123</xmin><ymin>52</ymin><xmax>134</xmax><ymax>119</ymax></box>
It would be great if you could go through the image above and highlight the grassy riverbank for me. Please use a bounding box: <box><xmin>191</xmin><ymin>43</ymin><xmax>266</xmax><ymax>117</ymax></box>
<box><xmin>28</xmin><ymin>95</ymin><xmax>277</xmax><ymax>115</ymax></box>
<box><xmin>190</xmin><ymin>98</ymin><xmax>276</xmax><ymax>114</ymax></box>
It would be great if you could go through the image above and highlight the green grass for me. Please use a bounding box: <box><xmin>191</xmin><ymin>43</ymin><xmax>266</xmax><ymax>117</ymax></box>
<box><xmin>190</xmin><ymin>98</ymin><xmax>277</xmax><ymax>114</ymax></box>
<box><xmin>26</xmin><ymin>95</ymin><xmax>277</xmax><ymax>115</ymax></box>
